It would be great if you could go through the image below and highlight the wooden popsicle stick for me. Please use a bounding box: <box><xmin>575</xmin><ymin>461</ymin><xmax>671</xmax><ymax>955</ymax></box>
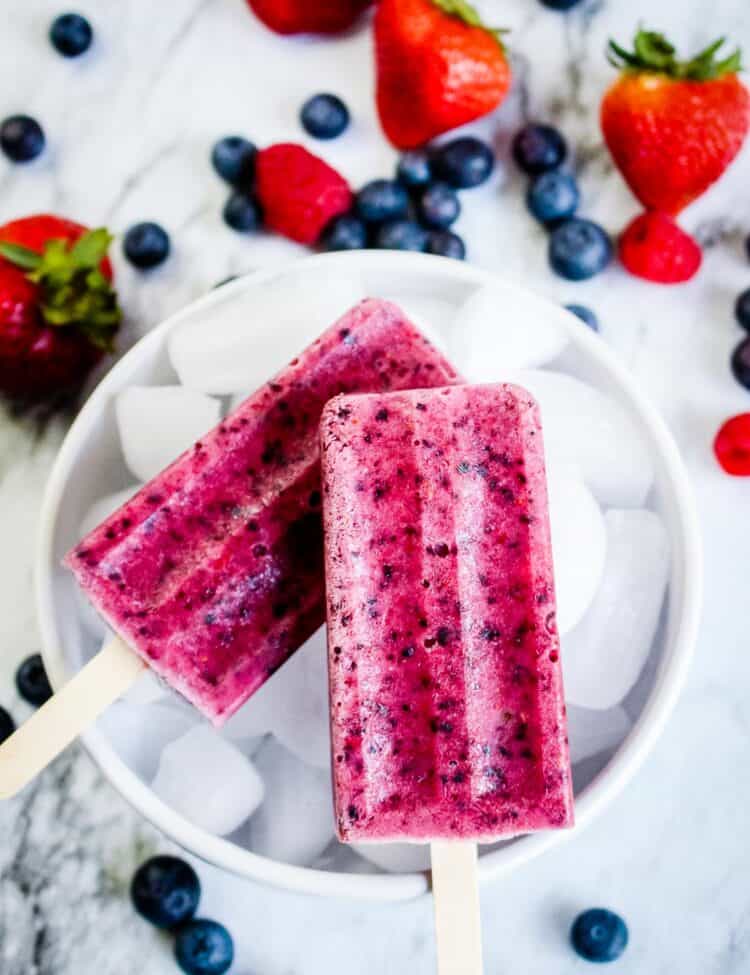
<box><xmin>0</xmin><ymin>636</ymin><xmax>144</xmax><ymax>799</ymax></box>
<box><xmin>431</xmin><ymin>841</ymin><xmax>483</xmax><ymax>975</ymax></box>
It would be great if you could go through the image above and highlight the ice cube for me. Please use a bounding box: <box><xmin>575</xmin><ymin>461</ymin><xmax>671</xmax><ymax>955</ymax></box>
<box><xmin>566</xmin><ymin>704</ymin><xmax>632</xmax><ymax>765</ymax></box>
<box><xmin>96</xmin><ymin>701</ymin><xmax>196</xmax><ymax>781</ymax></box>
<box><xmin>268</xmin><ymin>627</ymin><xmax>330</xmax><ymax>769</ymax></box>
<box><xmin>245</xmin><ymin>738</ymin><xmax>334</xmax><ymax>866</ymax></box>
<box><xmin>121</xmin><ymin>670</ymin><xmax>169</xmax><ymax>708</ymax></box>
<box><xmin>151</xmin><ymin>726</ymin><xmax>265</xmax><ymax>835</ymax></box>
<box><xmin>507</xmin><ymin>371</ymin><xmax>654</xmax><ymax>508</ymax></box>
<box><xmin>351</xmin><ymin>842</ymin><xmax>431</xmax><ymax>873</ymax></box>
<box><xmin>547</xmin><ymin>461</ymin><xmax>607</xmax><ymax>635</ymax></box>
<box><xmin>116</xmin><ymin>386</ymin><xmax>221</xmax><ymax>482</ymax></box>
<box><xmin>378</xmin><ymin>295</ymin><xmax>455</xmax><ymax>352</ymax></box>
<box><xmin>562</xmin><ymin>510</ymin><xmax>670</xmax><ymax>710</ymax></box>
<box><xmin>449</xmin><ymin>283</ymin><xmax>569</xmax><ymax>376</ymax></box>
<box><xmin>168</xmin><ymin>272</ymin><xmax>365</xmax><ymax>394</ymax></box>
<box><xmin>221</xmin><ymin>626</ymin><xmax>330</xmax><ymax>769</ymax></box>
<box><xmin>227</xmin><ymin>391</ymin><xmax>251</xmax><ymax>415</ymax></box>
<box><xmin>74</xmin><ymin>585</ymin><xmax>107</xmax><ymax>641</ymax></box>
<box><xmin>219</xmin><ymin>680</ymin><xmax>278</xmax><ymax>743</ymax></box>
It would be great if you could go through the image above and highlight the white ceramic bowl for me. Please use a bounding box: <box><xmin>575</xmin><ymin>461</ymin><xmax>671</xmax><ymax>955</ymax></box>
<box><xmin>36</xmin><ymin>252</ymin><xmax>702</xmax><ymax>900</ymax></box>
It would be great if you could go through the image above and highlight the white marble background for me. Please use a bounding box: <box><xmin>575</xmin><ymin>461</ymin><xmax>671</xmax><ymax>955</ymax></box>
<box><xmin>1</xmin><ymin>0</ymin><xmax>749</xmax><ymax>972</ymax></box>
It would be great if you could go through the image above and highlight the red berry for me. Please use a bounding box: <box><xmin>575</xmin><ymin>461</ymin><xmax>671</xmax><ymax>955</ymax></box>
<box><xmin>618</xmin><ymin>211</ymin><xmax>702</xmax><ymax>284</ymax></box>
<box><xmin>0</xmin><ymin>214</ymin><xmax>119</xmax><ymax>402</ymax></box>
<box><xmin>714</xmin><ymin>413</ymin><xmax>750</xmax><ymax>475</ymax></box>
<box><xmin>246</xmin><ymin>0</ymin><xmax>372</xmax><ymax>35</ymax></box>
<box><xmin>255</xmin><ymin>143</ymin><xmax>353</xmax><ymax>245</ymax></box>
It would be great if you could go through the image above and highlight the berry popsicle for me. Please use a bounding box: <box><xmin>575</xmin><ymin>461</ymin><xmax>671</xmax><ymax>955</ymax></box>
<box><xmin>321</xmin><ymin>383</ymin><xmax>574</xmax><ymax>842</ymax></box>
<box><xmin>64</xmin><ymin>299</ymin><xmax>459</xmax><ymax>726</ymax></box>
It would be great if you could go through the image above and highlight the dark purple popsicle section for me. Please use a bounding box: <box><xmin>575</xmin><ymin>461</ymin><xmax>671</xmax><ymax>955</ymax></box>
<box><xmin>321</xmin><ymin>384</ymin><xmax>574</xmax><ymax>842</ymax></box>
<box><xmin>65</xmin><ymin>300</ymin><xmax>459</xmax><ymax>724</ymax></box>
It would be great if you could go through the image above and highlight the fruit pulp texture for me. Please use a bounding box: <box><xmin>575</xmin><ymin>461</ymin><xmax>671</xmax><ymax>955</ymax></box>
<box><xmin>322</xmin><ymin>384</ymin><xmax>574</xmax><ymax>841</ymax></box>
<box><xmin>65</xmin><ymin>300</ymin><xmax>459</xmax><ymax>724</ymax></box>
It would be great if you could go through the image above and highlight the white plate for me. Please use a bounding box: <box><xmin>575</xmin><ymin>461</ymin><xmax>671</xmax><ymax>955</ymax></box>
<box><xmin>36</xmin><ymin>251</ymin><xmax>702</xmax><ymax>900</ymax></box>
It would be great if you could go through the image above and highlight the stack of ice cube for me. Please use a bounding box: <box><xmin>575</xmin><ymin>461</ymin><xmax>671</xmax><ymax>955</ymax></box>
<box><xmin>76</xmin><ymin>277</ymin><xmax>669</xmax><ymax>874</ymax></box>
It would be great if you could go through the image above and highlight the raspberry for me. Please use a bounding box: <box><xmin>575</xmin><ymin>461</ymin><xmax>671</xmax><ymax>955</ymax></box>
<box><xmin>255</xmin><ymin>144</ymin><xmax>352</xmax><ymax>245</ymax></box>
<box><xmin>618</xmin><ymin>211</ymin><xmax>702</xmax><ymax>284</ymax></box>
<box><xmin>714</xmin><ymin>413</ymin><xmax>750</xmax><ymax>475</ymax></box>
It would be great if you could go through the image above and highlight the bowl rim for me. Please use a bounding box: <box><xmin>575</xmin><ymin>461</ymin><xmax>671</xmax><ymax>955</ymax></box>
<box><xmin>36</xmin><ymin>250</ymin><xmax>703</xmax><ymax>901</ymax></box>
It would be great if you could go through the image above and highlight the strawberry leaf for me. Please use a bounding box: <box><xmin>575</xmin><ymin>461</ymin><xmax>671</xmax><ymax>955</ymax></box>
<box><xmin>70</xmin><ymin>228</ymin><xmax>113</xmax><ymax>269</ymax></box>
<box><xmin>0</xmin><ymin>241</ymin><xmax>43</xmax><ymax>271</ymax></box>
<box><xmin>430</xmin><ymin>0</ymin><xmax>508</xmax><ymax>48</ymax></box>
<box><xmin>608</xmin><ymin>28</ymin><xmax>743</xmax><ymax>80</ymax></box>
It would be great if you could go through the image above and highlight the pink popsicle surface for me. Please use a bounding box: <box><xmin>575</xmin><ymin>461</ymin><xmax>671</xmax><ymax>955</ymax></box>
<box><xmin>321</xmin><ymin>384</ymin><xmax>574</xmax><ymax>842</ymax></box>
<box><xmin>65</xmin><ymin>300</ymin><xmax>459</xmax><ymax>725</ymax></box>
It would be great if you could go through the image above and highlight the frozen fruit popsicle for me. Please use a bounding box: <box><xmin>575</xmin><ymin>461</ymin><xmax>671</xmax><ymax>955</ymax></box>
<box><xmin>65</xmin><ymin>300</ymin><xmax>459</xmax><ymax>725</ymax></box>
<box><xmin>321</xmin><ymin>383</ymin><xmax>574</xmax><ymax>842</ymax></box>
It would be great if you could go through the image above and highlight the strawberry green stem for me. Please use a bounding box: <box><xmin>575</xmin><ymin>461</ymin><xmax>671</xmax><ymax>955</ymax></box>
<box><xmin>431</xmin><ymin>0</ymin><xmax>508</xmax><ymax>49</ymax></box>
<box><xmin>0</xmin><ymin>229</ymin><xmax>121</xmax><ymax>352</ymax></box>
<box><xmin>608</xmin><ymin>29</ymin><xmax>742</xmax><ymax>81</ymax></box>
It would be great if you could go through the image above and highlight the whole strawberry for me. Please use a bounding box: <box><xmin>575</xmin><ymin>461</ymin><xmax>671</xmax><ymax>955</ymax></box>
<box><xmin>255</xmin><ymin>144</ymin><xmax>353</xmax><ymax>245</ymax></box>
<box><xmin>374</xmin><ymin>0</ymin><xmax>511</xmax><ymax>149</ymax></box>
<box><xmin>601</xmin><ymin>29</ymin><xmax>750</xmax><ymax>214</ymax></box>
<box><xmin>0</xmin><ymin>215</ymin><xmax>120</xmax><ymax>403</ymax></box>
<box><xmin>246</xmin><ymin>0</ymin><xmax>372</xmax><ymax>35</ymax></box>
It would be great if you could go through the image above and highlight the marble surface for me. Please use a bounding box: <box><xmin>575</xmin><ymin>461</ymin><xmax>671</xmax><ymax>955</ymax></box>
<box><xmin>1</xmin><ymin>0</ymin><xmax>749</xmax><ymax>971</ymax></box>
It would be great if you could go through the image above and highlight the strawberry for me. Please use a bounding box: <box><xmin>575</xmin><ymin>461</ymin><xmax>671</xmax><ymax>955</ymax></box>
<box><xmin>374</xmin><ymin>0</ymin><xmax>511</xmax><ymax>149</ymax></box>
<box><xmin>618</xmin><ymin>211</ymin><xmax>702</xmax><ymax>284</ymax></box>
<box><xmin>255</xmin><ymin>144</ymin><xmax>353</xmax><ymax>245</ymax></box>
<box><xmin>601</xmin><ymin>29</ymin><xmax>750</xmax><ymax>214</ymax></box>
<box><xmin>0</xmin><ymin>214</ymin><xmax>120</xmax><ymax>402</ymax></box>
<box><xmin>246</xmin><ymin>0</ymin><xmax>372</xmax><ymax>35</ymax></box>
<box><xmin>714</xmin><ymin>414</ymin><xmax>750</xmax><ymax>476</ymax></box>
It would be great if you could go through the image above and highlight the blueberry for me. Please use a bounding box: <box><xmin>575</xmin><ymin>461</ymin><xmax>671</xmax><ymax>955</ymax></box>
<box><xmin>223</xmin><ymin>192</ymin><xmax>262</xmax><ymax>232</ymax></box>
<box><xmin>0</xmin><ymin>706</ymin><xmax>15</xmax><ymax>744</ymax></box>
<box><xmin>432</xmin><ymin>137</ymin><xmax>494</xmax><ymax>189</ymax></box>
<box><xmin>396</xmin><ymin>150</ymin><xmax>432</xmax><ymax>189</ymax></box>
<box><xmin>320</xmin><ymin>214</ymin><xmax>368</xmax><ymax>251</ymax></box>
<box><xmin>527</xmin><ymin>170</ymin><xmax>579</xmax><ymax>225</ymax></box>
<box><xmin>175</xmin><ymin>919</ymin><xmax>234</xmax><ymax>975</ymax></box>
<box><xmin>0</xmin><ymin>116</ymin><xmax>45</xmax><ymax>163</ymax></box>
<box><xmin>571</xmin><ymin>908</ymin><xmax>628</xmax><ymax>963</ymax></box>
<box><xmin>123</xmin><ymin>222</ymin><xmax>171</xmax><ymax>270</ymax></box>
<box><xmin>512</xmin><ymin>123</ymin><xmax>567</xmax><ymax>175</ymax></box>
<box><xmin>426</xmin><ymin>230</ymin><xmax>466</xmax><ymax>260</ymax></box>
<box><xmin>549</xmin><ymin>218</ymin><xmax>612</xmax><ymax>280</ymax></box>
<box><xmin>300</xmin><ymin>93</ymin><xmax>349</xmax><ymax>140</ymax></box>
<box><xmin>211</xmin><ymin>136</ymin><xmax>256</xmax><ymax>187</ymax></box>
<box><xmin>565</xmin><ymin>303</ymin><xmax>598</xmax><ymax>331</ymax></box>
<box><xmin>130</xmin><ymin>855</ymin><xmax>201</xmax><ymax>929</ymax></box>
<box><xmin>417</xmin><ymin>182</ymin><xmax>460</xmax><ymax>229</ymax></box>
<box><xmin>731</xmin><ymin>336</ymin><xmax>750</xmax><ymax>390</ymax></box>
<box><xmin>735</xmin><ymin>287</ymin><xmax>750</xmax><ymax>332</ymax></box>
<box><xmin>539</xmin><ymin>0</ymin><xmax>584</xmax><ymax>8</ymax></box>
<box><xmin>375</xmin><ymin>219</ymin><xmax>427</xmax><ymax>251</ymax></box>
<box><xmin>356</xmin><ymin>180</ymin><xmax>409</xmax><ymax>224</ymax></box>
<box><xmin>49</xmin><ymin>13</ymin><xmax>93</xmax><ymax>57</ymax></box>
<box><xmin>15</xmin><ymin>655</ymin><xmax>52</xmax><ymax>707</ymax></box>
